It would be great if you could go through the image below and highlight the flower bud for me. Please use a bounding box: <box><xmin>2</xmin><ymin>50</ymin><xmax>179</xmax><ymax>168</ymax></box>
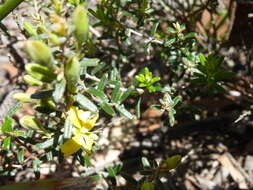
<box><xmin>73</xmin><ymin>5</ymin><xmax>89</xmax><ymax>44</ymax></box>
<box><xmin>25</xmin><ymin>40</ymin><xmax>54</xmax><ymax>68</ymax></box>
<box><xmin>65</xmin><ymin>56</ymin><xmax>80</xmax><ymax>93</ymax></box>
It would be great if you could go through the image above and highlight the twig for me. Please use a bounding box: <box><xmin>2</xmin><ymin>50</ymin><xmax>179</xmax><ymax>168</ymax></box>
<box><xmin>85</xmin><ymin>73</ymin><xmax>144</xmax><ymax>94</ymax></box>
<box><xmin>89</xmin><ymin>25</ymin><xmax>163</xmax><ymax>45</ymax></box>
<box><xmin>127</xmin><ymin>28</ymin><xmax>163</xmax><ymax>44</ymax></box>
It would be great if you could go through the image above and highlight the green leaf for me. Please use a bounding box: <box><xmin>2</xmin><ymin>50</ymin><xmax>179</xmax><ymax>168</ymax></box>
<box><xmin>114</xmin><ymin>164</ymin><xmax>123</xmax><ymax>174</ymax></box>
<box><xmin>6</xmin><ymin>102</ymin><xmax>22</xmax><ymax>117</ymax></box>
<box><xmin>18</xmin><ymin>148</ymin><xmax>25</xmax><ymax>164</ymax></box>
<box><xmin>115</xmin><ymin>104</ymin><xmax>135</xmax><ymax>120</ymax></box>
<box><xmin>164</xmin><ymin>155</ymin><xmax>182</xmax><ymax>170</ymax></box>
<box><xmin>23</xmin><ymin>75</ymin><xmax>43</xmax><ymax>86</ymax></box>
<box><xmin>36</xmin><ymin>138</ymin><xmax>54</xmax><ymax>149</ymax></box>
<box><xmin>97</xmin><ymin>74</ymin><xmax>107</xmax><ymax>91</ymax></box>
<box><xmin>91</xmin><ymin>63</ymin><xmax>106</xmax><ymax>75</ymax></box>
<box><xmin>151</xmin><ymin>22</ymin><xmax>159</xmax><ymax>37</ymax></box>
<box><xmin>2</xmin><ymin>136</ymin><xmax>11</xmax><ymax>150</ymax></box>
<box><xmin>19</xmin><ymin>115</ymin><xmax>48</xmax><ymax>133</ymax></box>
<box><xmin>110</xmin><ymin>67</ymin><xmax>119</xmax><ymax>81</ymax></box>
<box><xmin>88</xmin><ymin>88</ymin><xmax>108</xmax><ymax>101</ymax></box>
<box><xmin>164</xmin><ymin>38</ymin><xmax>176</xmax><ymax>47</ymax></box>
<box><xmin>198</xmin><ymin>54</ymin><xmax>206</xmax><ymax>66</ymax></box>
<box><xmin>0</xmin><ymin>0</ymin><xmax>25</xmax><ymax>22</ymax></box>
<box><xmin>13</xmin><ymin>130</ymin><xmax>26</xmax><ymax>137</ymax></box>
<box><xmin>2</xmin><ymin>116</ymin><xmax>13</xmax><ymax>133</ymax></box>
<box><xmin>141</xmin><ymin>157</ymin><xmax>151</xmax><ymax>168</ymax></box>
<box><xmin>185</xmin><ymin>32</ymin><xmax>196</xmax><ymax>39</ymax></box>
<box><xmin>171</xmin><ymin>96</ymin><xmax>182</xmax><ymax>108</ymax></box>
<box><xmin>80</xmin><ymin>58</ymin><xmax>100</xmax><ymax>67</ymax></box>
<box><xmin>63</xmin><ymin>119</ymin><xmax>73</xmax><ymax>139</ymax></box>
<box><xmin>75</xmin><ymin>94</ymin><xmax>98</xmax><ymax>113</ymax></box>
<box><xmin>31</xmin><ymin>90</ymin><xmax>53</xmax><ymax>99</ymax></box>
<box><xmin>46</xmin><ymin>151</ymin><xmax>53</xmax><ymax>161</ymax></box>
<box><xmin>111</xmin><ymin>83</ymin><xmax>121</xmax><ymax>103</ymax></box>
<box><xmin>120</xmin><ymin>85</ymin><xmax>134</xmax><ymax>103</ymax></box>
<box><xmin>53</xmin><ymin>78</ymin><xmax>66</xmax><ymax>103</ymax></box>
<box><xmin>33</xmin><ymin>159</ymin><xmax>42</xmax><ymax>173</ymax></box>
<box><xmin>100</xmin><ymin>102</ymin><xmax>115</xmax><ymax>116</ymax></box>
<box><xmin>107</xmin><ymin>166</ymin><xmax>116</xmax><ymax>178</ymax></box>
<box><xmin>37</xmin><ymin>135</ymin><xmax>62</xmax><ymax>149</ymax></box>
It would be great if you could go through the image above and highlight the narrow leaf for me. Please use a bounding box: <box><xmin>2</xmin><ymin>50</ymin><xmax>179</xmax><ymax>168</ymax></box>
<box><xmin>107</xmin><ymin>166</ymin><xmax>116</xmax><ymax>178</ymax></box>
<box><xmin>31</xmin><ymin>90</ymin><xmax>53</xmax><ymax>99</ymax></box>
<box><xmin>2</xmin><ymin>117</ymin><xmax>13</xmax><ymax>132</ymax></box>
<box><xmin>164</xmin><ymin>155</ymin><xmax>182</xmax><ymax>170</ymax></box>
<box><xmin>120</xmin><ymin>85</ymin><xmax>134</xmax><ymax>103</ymax></box>
<box><xmin>53</xmin><ymin>78</ymin><xmax>66</xmax><ymax>103</ymax></box>
<box><xmin>75</xmin><ymin>94</ymin><xmax>98</xmax><ymax>113</ymax></box>
<box><xmin>2</xmin><ymin>136</ymin><xmax>11</xmax><ymax>150</ymax></box>
<box><xmin>18</xmin><ymin>148</ymin><xmax>25</xmax><ymax>164</ymax></box>
<box><xmin>111</xmin><ymin>83</ymin><xmax>121</xmax><ymax>103</ymax></box>
<box><xmin>100</xmin><ymin>102</ymin><xmax>115</xmax><ymax>116</ymax></box>
<box><xmin>151</xmin><ymin>22</ymin><xmax>159</xmax><ymax>37</ymax></box>
<box><xmin>91</xmin><ymin>63</ymin><xmax>106</xmax><ymax>75</ymax></box>
<box><xmin>88</xmin><ymin>88</ymin><xmax>108</xmax><ymax>101</ymax></box>
<box><xmin>116</xmin><ymin>105</ymin><xmax>135</xmax><ymax>120</ymax></box>
<box><xmin>97</xmin><ymin>74</ymin><xmax>107</xmax><ymax>91</ymax></box>
<box><xmin>80</xmin><ymin>58</ymin><xmax>100</xmax><ymax>67</ymax></box>
<box><xmin>141</xmin><ymin>157</ymin><xmax>151</xmax><ymax>168</ymax></box>
<box><xmin>63</xmin><ymin>119</ymin><xmax>73</xmax><ymax>139</ymax></box>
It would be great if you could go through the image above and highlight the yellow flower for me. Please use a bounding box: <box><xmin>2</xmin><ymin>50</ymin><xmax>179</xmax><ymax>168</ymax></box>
<box><xmin>60</xmin><ymin>106</ymin><xmax>98</xmax><ymax>157</ymax></box>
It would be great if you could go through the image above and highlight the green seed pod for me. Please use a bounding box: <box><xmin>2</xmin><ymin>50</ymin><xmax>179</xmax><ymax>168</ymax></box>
<box><xmin>65</xmin><ymin>56</ymin><xmax>80</xmax><ymax>93</ymax></box>
<box><xmin>13</xmin><ymin>92</ymin><xmax>32</xmax><ymax>102</ymax></box>
<box><xmin>24</xmin><ymin>75</ymin><xmax>43</xmax><ymax>86</ymax></box>
<box><xmin>25</xmin><ymin>63</ymin><xmax>57</xmax><ymax>83</ymax></box>
<box><xmin>19</xmin><ymin>115</ymin><xmax>48</xmax><ymax>133</ymax></box>
<box><xmin>73</xmin><ymin>5</ymin><xmax>89</xmax><ymax>44</ymax></box>
<box><xmin>25</xmin><ymin>40</ymin><xmax>54</xmax><ymax>68</ymax></box>
<box><xmin>23</xmin><ymin>21</ymin><xmax>37</xmax><ymax>36</ymax></box>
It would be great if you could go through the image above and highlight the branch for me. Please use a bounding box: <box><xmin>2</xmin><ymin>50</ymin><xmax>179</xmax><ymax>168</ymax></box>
<box><xmin>85</xmin><ymin>73</ymin><xmax>144</xmax><ymax>94</ymax></box>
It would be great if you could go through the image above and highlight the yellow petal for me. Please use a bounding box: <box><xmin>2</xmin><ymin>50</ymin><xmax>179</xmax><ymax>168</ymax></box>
<box><xmin>72</xmin><ymin>133</ymin><xmax>94</xmax><ymax>153</ymax></box>
<box><xmin>60</xmin><ymin>137</ymin><xmax>81</xmax><ymax>157</ymax></box>
<box><xmin>83</xmin><ymin>134</ymin><xmax>94</xmax><ymax>152</ymax></box>
<box><xmin>77</xmin><ymin>110</ymin><xmax>91</xmax><ymax>122</ymax></box>
<box><xmin>78</xmin><ymin>110</ymin><xmax>98</xmax><ymax>131</ymax></box>
<box><xmin>67</xmin><ymin>106</ymin><xmax>82</xmax><ymax>128</ymax></box>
